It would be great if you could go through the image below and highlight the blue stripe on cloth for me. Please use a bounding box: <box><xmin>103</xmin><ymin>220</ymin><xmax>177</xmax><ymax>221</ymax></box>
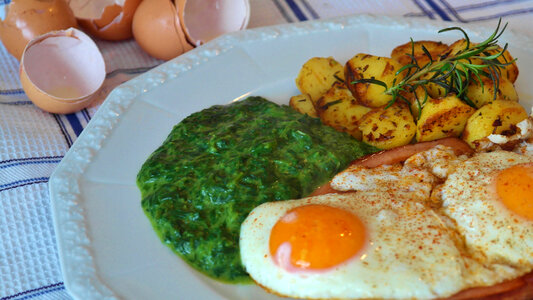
<box><xmin>0</xmin><ymin>0</ymin><xmax>10</xmax><ymax>5</ymax></box>
<box><xmin>425</xmin><ymin>0</ymin><xmax>452</xmax><ymax>20</ymax></box>
<box><xmin>0</xmin><ymin>177</ymin><xmax>49</xmax><ymax>192</ymax></box>
<box><xmin>467</xmin><ymin>6</ymin><xmax>533</xmax><ymax>21</ymax></box>
<box><xmin>299</xmin><ymin>0</ymin><xmax>320</xmax><ymax>19</ymax></box>
<box><xmin>438</xmin><ymin>0</ymin><xmax>464</xmax><ymax>21</ymax></box>
<box><xmin>0</xmin><ymin>156</ymin><xmax>63</xmax><ymax>165</ymax></box>
<box><xmin>285</xmin><ymin>0</ymin><xmax>308</xmax><ymax>21</ymax></box>
<box><xmin>413</xmin><ymin>0</ymin><xmax>437</xmax><ymax>18</ymax></box>
<box><xmin>445</xmin><ymin>0</ymin><xmax>529</xmax><ymax>13</ymax></box>
<box><xmin>0</xmin><ymin>89</ymin><xmax>24</xmax><ymax>95</ymax></box>
<box><xmin>272</xmin><ymin>0</ymin><xmax>295</xmax><ymax>22</ymax></box>
<box><xmin>65</xmin><ymin>113</ymin><xmax>84</xmax><ymax>136</ymax></box>
<box><xmin>0</xmin><ymin>159</ymin><xmax>62</xmax><ymax>169</ymax></box>
<box><xmin>81</xmin><ymin>108</ymin><xmax>91</xmax><ymax>123</ymax></box>
<box><xmin>1</xmin><ymin>282</ymin><xmax>64</xmax><ymax>300</ymax></box>
<box><xmin>0</xmin><ymin>101</ymin><xmax>33</xmax><ymax>105</ymax></box>
<box><xmin>0</xmin><ymin>177</ymin><xmax>49</xmax><ymax>189</ymax></box>
<box><xmin>53</xmin><ymin>114</ymin><xmax>73</xmax><ymax>147</ymax></box>
<box><xmin>17</xmin><ymin>286</ymin><xmax>66</xmax><ymax>300</ymax></box>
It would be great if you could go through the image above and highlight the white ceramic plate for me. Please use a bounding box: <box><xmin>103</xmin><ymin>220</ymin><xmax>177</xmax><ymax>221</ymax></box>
<box><xmin>49</xmin><ymin>15</ymin><xmax>533</xmax><ymax>300</ymax></box>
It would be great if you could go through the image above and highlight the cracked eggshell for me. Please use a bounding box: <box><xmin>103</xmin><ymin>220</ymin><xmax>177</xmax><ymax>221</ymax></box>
<box><xmin>20</xmin><ymin>28</ymin><xmax>106</xmax><ymax>114</ymax></box>
<box><xmin>176</xmin><ymin>0</ymin><xmax>250</xmax><ymax>46</ymax></box>
<box><xmin>71</xmin><ymin>0</ymin><xmax>142</xmax><ymax>41</ymax></box>
<box><xmin>132</xmin><ymin>0</ymin><xmax>249</xmax><ymax>61</ymax></box>
<box><xmin>132</xmin><ymin>0</ymin><xmax>193</xmax><ymax>61</ymax></box>
<box><xmin>0</xmin><ymin>0</ymin><xmax>78</xmax><ymax>60</ymax></box>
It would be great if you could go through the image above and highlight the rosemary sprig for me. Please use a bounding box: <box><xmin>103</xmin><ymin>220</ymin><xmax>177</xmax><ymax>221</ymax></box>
<box><xmin>353</xmin><ymin>19</ymin><xmax>515</xmax><ymax>118</ymax></box>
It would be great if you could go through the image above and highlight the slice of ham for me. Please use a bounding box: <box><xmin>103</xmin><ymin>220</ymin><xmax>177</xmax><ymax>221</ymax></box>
<box><xmin>447</xmin><ymin>270</ymin><xmax>533</xmax><ymax>299</ymax></box>
<box><xmin>309</xmin><ymin>137</ymin><xmax>473</xmax><ymax>197</ymax></box>
<box><xmin>354</xmin><ymin>137</ymin><xmax>473</xmax><ymax>168</ymax></box>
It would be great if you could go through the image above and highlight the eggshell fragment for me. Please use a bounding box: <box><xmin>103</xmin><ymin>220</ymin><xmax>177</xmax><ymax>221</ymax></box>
<box><xmin>20</xmin><ymin>28</ymin><xmax>106</xmax><ymax>114</ymax></box>
<box><xmin>68</xmin><ymin>0</ymin><xmax>125</xmax><ymax>19</ymax></box>
<box><xmin>72</xmin><ymin>0</ymin><xmax>141</xmax><ymax>41</ymax></box>
<box><xmin>0</xmin><ymin>0</ymin><xmax>78</xmax><ymax>60</ymax></box>
<box><xmin>176</xmin><ymin>0</ymin><xmax>250</xmax><ymax>46</ymax></box>
<box><xmin>132</xmin><ymin>0</ymin><xmax>193</xmax><ymax>61</ymax></box>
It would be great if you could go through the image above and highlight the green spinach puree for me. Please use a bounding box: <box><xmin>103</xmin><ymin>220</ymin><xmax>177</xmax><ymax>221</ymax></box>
<box><xmin>137</xmin><ymin>96</ymin><xmax>378</xmax><ymax>283</ymax></box>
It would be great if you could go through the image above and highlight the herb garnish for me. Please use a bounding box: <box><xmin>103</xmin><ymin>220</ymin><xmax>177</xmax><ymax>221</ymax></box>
<box><xmin>352</xmin><ymin>19</ymin><xmax>515</xmax><ymax>118</ymax></box>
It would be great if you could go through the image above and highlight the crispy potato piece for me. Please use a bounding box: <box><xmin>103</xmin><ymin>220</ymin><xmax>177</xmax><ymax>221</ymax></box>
<box><xmin>295</xmin><ymin>57</ymin><xmax>345</xmax><ymax>104</ymax></box>
<box><xmin>399</xmin><ymin>85</ymin><xmax>428</xmax><ymax>119</ymax></box>
<box><xmin>391</xmin><ymin>40</ymin><xmax>448</xmax><ymax>67</ymax></box>
<box><xmin>446</xmin><ymin>40</ymin><xmax>518</xmax><ymax>84</ymax></box>
<box><xmin>289</xmin><ymin>94</ymin><xmax>318</xmax><ymax>118</ymax></box>
<box><xmin>462</xmin><ymin>100</ymin><xmax>528</xmax><ymax>148</ymax></box>
<box><xmin>416</xmin><ymin>95</ymin><xmax>475</xmax><ymax>142</ymax></box>
<box><xmin>358</xmin><ymin>103</ymin><xmax>416</xmax><ymax>149</ymax></box>
<box><xmin>425</xmin><ymin>39</ymin><xmax>518</xmax><ymax>98</ymax></box>
<box><xmin>466</xmin><ymin>76</ymin><xmax>518</xmax><ymax>108</ymax></box>
<box><xmin>315</xmin><ymin>82</ymin><xmax>371</xmax><ymax>139</ymax></box>
<box><xmin>345</xmin><ymin>54</ymin><xmax>404</xmax><ymax>108</ymax></box>
<box><xmin>447</xmin><ymin>40</ymin><xmax>518</xmax><ymax>83</ymax></box>
<box><xmin>484</xmin><ymin>46</ymin><xmax>519</xmax><ymax>84</ymax></box>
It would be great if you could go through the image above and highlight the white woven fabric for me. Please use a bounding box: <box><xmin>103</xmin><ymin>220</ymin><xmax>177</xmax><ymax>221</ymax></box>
<box><xmin>0</xmin><ymin>0</ymin><xmax>532</xmax><ymax>299</ymax></box>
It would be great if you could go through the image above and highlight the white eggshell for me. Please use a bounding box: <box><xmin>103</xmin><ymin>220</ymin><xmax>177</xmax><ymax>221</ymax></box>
<box><xmin>68</xmin><ymin>0</ymin><xmax>126</xmax><ymax>19</ymax></box>
<box><xmin>20</xmin><ymin>28</ymin><xmax>106</xmax><ymax>114</ymax></box>
<box><xmin>176</xmin><ymin>0</ymin><xmax>250</xmax><ymax>46</ymax></box>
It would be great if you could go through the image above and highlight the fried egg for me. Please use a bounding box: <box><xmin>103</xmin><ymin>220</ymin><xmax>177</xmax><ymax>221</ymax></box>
<box><xmin>240</xmin><ymin>191</ymin><xmax>468</xmax><ymax>299</ymax></box>
<box><xmin>240</xmin><ymin>146</ymin><xmax>533</xmax><ymax>299</ymax></box>
<box><xmin>440</xmin><ymin>151</ymin><xmax>533</xmax><ymax>282</ymax></box>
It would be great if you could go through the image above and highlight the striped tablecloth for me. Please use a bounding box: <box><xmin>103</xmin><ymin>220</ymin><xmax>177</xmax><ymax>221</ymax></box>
<box><xmin>1</xmin><ymin>0</ymin><xmax>532</xmax><ymax>299</ymax></box>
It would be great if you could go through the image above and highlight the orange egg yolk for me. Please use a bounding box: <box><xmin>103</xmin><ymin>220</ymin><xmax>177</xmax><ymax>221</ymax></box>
<box><xmin>496</xmin><ymin>163</ymin><xmax>533</xmax><ymax>220</ymax></box>
<box><xmin>269</xmin><ymin>204</ymin><xmax>366</xmax><ymax>270</ymax></box>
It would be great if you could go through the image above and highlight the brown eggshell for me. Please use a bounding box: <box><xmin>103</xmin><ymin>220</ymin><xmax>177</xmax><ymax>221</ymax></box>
<box><xmin>0</xmin><ymin>0</ymin><xmax>78</xmax><ymax>60</ymax></box>
<box><xmin>132</xmin><ymin>0</ymin><xmax>193</xmax><ymax>61</ymax></box>
<box><xmin>76</xmin><ymin>0</ymin><xmax>142</xmax><ymax>41</ymax></box>
<box><xmin>20</xmin><ymin>28</ymin><xmax>106</xmax><ymax>114</ymax></box>
<box><xmin>176</xmin><ymin>0</ymin><xmax>250</xmax><ymax>46</ymax></box>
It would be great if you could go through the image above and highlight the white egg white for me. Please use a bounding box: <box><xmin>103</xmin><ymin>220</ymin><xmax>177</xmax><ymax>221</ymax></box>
<box><xmin>240</xmin><ymin>191</ymin><xmax>468</xmax><ymax>299</ymax></box>
<box><xmin>440</xmin><ymin>151</ymin><xmax>533</xmax><ymax>281</ymax></box>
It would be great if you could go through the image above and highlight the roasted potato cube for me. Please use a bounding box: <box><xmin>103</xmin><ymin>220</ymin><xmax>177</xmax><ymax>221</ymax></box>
<box><xmin>462</xmin><ymin>100</ymin><xmax>528</xmax><ymax>148</ymax></box>
<box><xmin>345</xmin><ymin>54</ymin><xmax>404</xmax><ymax>108</ymax></box>
<box><xmin>416</xmin><ymin>95</ymin><xmax>475</xmax><ymax>142</ymax></box>
<box><xmin>424</xmin><ymin>39</ymin><xmax>518</xmax><ymax>99</ymax></box>
<box><xmin>316</xmin><ymin>82</ymin><xmax>371</xmax><ymax>139</ymax></box>
<box><xmin>295</xmin><ymin>57</ymin><xmax>345</xmax><ymax>104</ymax></box>
<box><xmin>391</xmin><ymin>40</ymin><xmax>448</xmax><ymax>67</ymax></box>
<box><xmin>484</xmin><ymin>46</ymin><xmax>519</xmax><ymax>84</ymax></box>
<box><xmin>443</xmin><ymin>39</ymin><xmax>518</xmax><ymax>83</ymax></box>
<box><xmin>399</xmin><ymin>85</ymin><xmax>429</xmax><ymax>119</ymax></box>
<box><xmin>466</xmin><ymin>76</ymin><xmax>518</xmax><ymax>108</ymax></box>
<box><xmin>358</xmin><ymin>103</ymin><xmax>416</xmax><ymax>149</ymax></box>
<box><xmin>289</xmin><ymin>94</ymin><xmax>318</xmax><ymax>118</ymax></box>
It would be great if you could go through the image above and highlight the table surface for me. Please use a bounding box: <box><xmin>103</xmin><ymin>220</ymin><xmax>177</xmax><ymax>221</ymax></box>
<box><xmin>1</xmin><ymin>0</ymin><xmax>533</xmax><ymax>299</ymax></box>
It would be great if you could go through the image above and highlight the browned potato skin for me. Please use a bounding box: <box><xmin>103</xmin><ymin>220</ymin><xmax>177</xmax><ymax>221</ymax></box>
<box><xmin>295</xmin><ymin>57</ymin><xmax>345</xmax><ymax>105</ymax></box>
<box><xmin>315</xmin><ymin>82</ymin><xmax>371</xmax><ymax>139</ymax></box>
<box><xmin>425</xmin><ymin>39</ymin><xmax>518</xmax><ymax>98</ymax></box>
<box><xmin>399</xmin><ymin>85</ymin><xmax>428</xmax><ymax>119</ymax></box>
<box><xmin>391</xmin><ymin>40</ymin><xmax>448</xmax><ymax>67</ymax></box>
<box><xmin>358</xmin><ymin>102</ymin><xmax>416</xmax><ymax>149</ymax></box>
<box><xmin>442</xmin><ymin>39</ymin><xmax>518</xmax><ymax>83</ymax></box>
<box><xmin>462</xmin><ymin>100</ymin><xmax>528</xmax><ymax>149</ymax></box>
<box><xmin>416</xmin><ymin>95</ymin><xmax>476</xmax><ymax>142</ymax></box>
<box><xmin>486</xmin><ymin>46</ymin><xmax>519</xmax><ymax>84</ymax></box>
<box><xmin>345</xmin><ymin>54</ymin><xmax>404</xmax><ymax>108</ymax></box>
<box><xmin>466</xmin><ymin>76</ymin><xmax>518</xmax><ymax>108</ymax></box>
<box><xmin>289</xmin><ymin>94</ymin><xmax>318</xmax><ymax>118</ymax></box>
